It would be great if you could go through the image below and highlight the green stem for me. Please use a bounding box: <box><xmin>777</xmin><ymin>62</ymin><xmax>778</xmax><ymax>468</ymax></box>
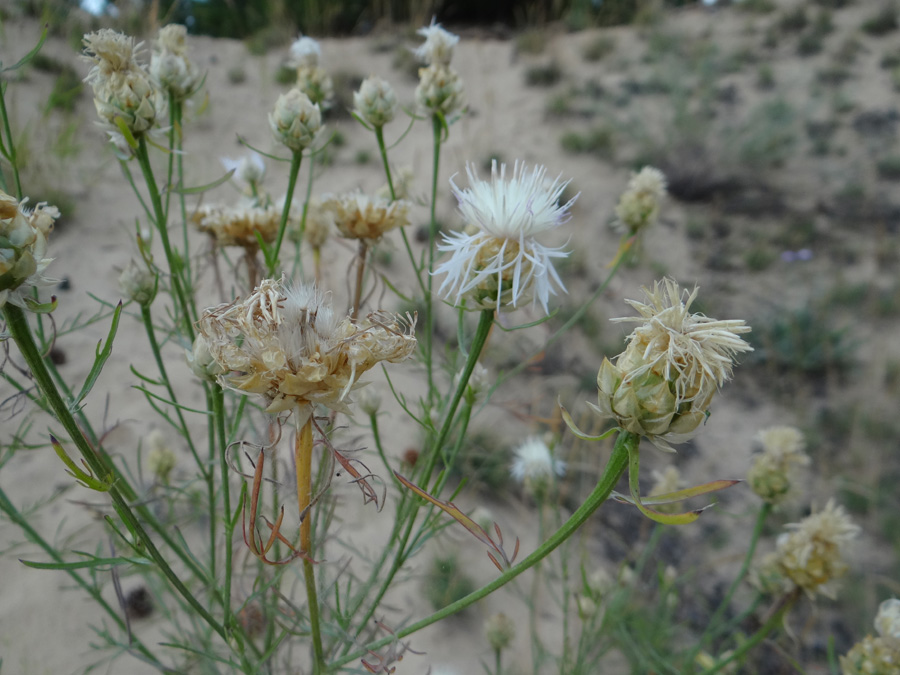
<box><xmin>329</xmin><ymin>431</ymin><xmax>636</xmax><ymax>671</ymax></box>
<box><xmin>0</xmin><ymin>81</ymin><xmax>23</xmax><ymax>198</ymax></box>
<box><xmin>3</xmin><ymin>304</ymin><xmax>227</xmax><ymax>643</ymax></box>
<box><xmin>211</xmin><ymin>385</ymin><xmax>234</xmax><ymax>635</ymax></box>
<box><xmin>135</xmin><ymin>138</ymin><xmax>195</xmax><ymax>338</ymax></box>
<box><xmin>174</xmin><ymin>101</ymin><xmax>193</xmax><ymax>296</ymax></box>
<box><xmin>347</xmin><ymin>309</ymin><xmax>494</xmax><ymax>642</ymax></box>
<box><xmin>697</xmin><ymin>589</ymin><xmax>798</xmax><ymax>675</ymax></box>
<box><xmin>0</xmin><ymin>485</ymin><xmax>162</xmax><ymax>667</ymax></box>
<box><xmin>424</xmin><ymin>114</ymin><xmax>443</xmax><ymax>406</ymax></box>
<box><xmin>269</xmin><ymin>151</ymin><xmax>302</xmax><ymax>276</ymax></box>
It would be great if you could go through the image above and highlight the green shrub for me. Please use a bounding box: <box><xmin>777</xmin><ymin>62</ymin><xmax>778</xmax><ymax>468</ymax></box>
<box><xmin>516</xmin><ymin>29</ymin><xmax>548</xmax><ymax>55</ymax></box>
<box><xmin>779</xmin><ymin>7</ymin><xmax>808</xmax><ymax>32</ymax></box>
<box><xmin>426</xmin><ymin>555</ymin><xmax>476</xmax><ymax>611</ymax></box>
<box><xmin>525</xmin><ymin>61</ymin><xmax>562</xmax><ymax>87</ymax></box>
<box><xmin>861</xmin><ymin>4</ymin><xmax>898</xmax><ymax>35</ymax></box>
<box><xmin>876</xmin><ymin>155</ymin><xmax>900</xmax><ymax>179</ymax></box>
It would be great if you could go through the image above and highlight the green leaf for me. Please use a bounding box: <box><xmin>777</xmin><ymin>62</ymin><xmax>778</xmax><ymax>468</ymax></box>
<box><xmin>613</xmin><ymin>479</ymin><xmax>740</xmax><ymax>506</ymax></box>
<box><xmin>237</xmin><ymin>135</ymin><xmax>291</xmax><ymax>163</ymax></box>
<box><xmin>23</xmin><ymin>295</ymin><xmax>58</xmax><ymax>313</ymax></box>
<box><xmin>626</xmin><ymin>443</ymin><xmax>706</xmax><ymax>525</ymax></box>
<box><xmin>20</xmin><ymin>555</ymin><xmax>151</xmax><ymax>570</ymax></box>
<box><xmin>2</xmin><ymin>27</ymin><xmax>49</xmax><ymax>73</ymax></box>
<box><xmin>113</xmin><ymin>117</ymin><xmax>139</xmax><ymax>150</ymax></box>
<box><xmin>559</xmin><ymin>399</ymin><xmax>618</xmax><ymax>441</ymax></box>
<box><xmin>74</xmin><ymin>302</ymin><xmax>122</xmax><ymax>408</ymax></box>
<box><xmin>50</xmin><ymin>435</ymin><xmax>112</xmax><ymax>492</ymax></box>
<box><xmin>171</xmin><ymin>168</ymin><xmax>235</xmax><ymax>195</ymax></box>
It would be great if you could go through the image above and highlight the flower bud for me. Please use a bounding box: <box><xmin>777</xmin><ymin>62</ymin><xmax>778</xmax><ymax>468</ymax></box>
<box><xmin>484</xmin><ymin>612</ymin><xmax>515</xmax><ymax>651</ymax></box>
<box><xmin>415</xmin><ymin>65</ymin><xmax>464</xmax><ymax>117</ymax></box>
<box><xmin>613</xmin><ymin>166</ymin><xmax>667</xmax><ymax>235</ymax></box>
<box><xmin>0</xmin><ymin>190</ymin><xmax>57</xmax><ymax>310</ymax></box>
<box><xmin>186</xmin><ymin>334</ymin><xmax>226</xmax><ymax>382</ymax></box>
<box><xmin>150</xmin><ymin>26</ymin><xmax>201</xmax><ymax>101</ymax></box>
<box><xmin>747</xmin><ymin>426</ymin><xmax>809</xmax><ymax>504</ymax></box>
<box><xmin>269</xmin><ymin>89</ymin><xmax>322</xmax><ymax>152</ymax></box>
<box><xmin>354</xmin><ymin>76</ymin><xmax>399</xmax><ymax>127</ymax></box>
<box><xmin>118</xmin><ymin>259</ymin><xmax>156</xmax><ymax>305</ymax></box>
<box><xmin>296</xmin><ymin>66</ymin><xmax>334</xmax><ymax>108</ymax></box>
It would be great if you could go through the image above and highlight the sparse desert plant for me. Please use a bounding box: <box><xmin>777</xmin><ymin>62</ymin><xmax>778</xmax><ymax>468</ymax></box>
<box><xmin>583</xmin><ymin>34</ymin><xmax>616</xmax><ymax>62</ymax></box>
<box><xmin>876</xmin><ymin>154</ymin><xmax>900</xmax><ymax>179</ymax></box>
<box><xmin>525</xmin><ymin>60</ymin><xmax>562</xmax><ymax>87</ymax></box>
<box><xmin>861</xmin><ymin>4</ymin><xmax>899</xmax><ymax>35</ymax></box>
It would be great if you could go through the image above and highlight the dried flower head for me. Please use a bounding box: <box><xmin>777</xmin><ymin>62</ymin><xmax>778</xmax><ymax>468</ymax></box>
<box><xmin>748</xmin><ymin>426</ymin><xmax>810</xmax><ymax>504</ymax></box>
<box><xmin>83</xmin><ymin>29</ymin><xmax>163</xmax><ymax>137</ymax></box>
<box><xmin>289</xmin><ymin>35</ymin><xmax>321</xmax><ymax>69</ymax></box>
<box><xmin>192</xmin><ymin>203</ymin><xmax>280</xmax><ymax>248</ymax></box>
<box><xmin>613</xmin><ymin>166</ymin><xmax>667</xmax><ymax>235</ymax></box>
<box><xmin>415</xmin><ymin>64</ymin><xmax>464</xmax><ymax>117</ymax></box>
<box><xmin>150</xmin><ymin>24</ymin><xmax>201</xmax><ymax>100</ymax></box>
<box><xmin>770</xmin><ymin>499</ymin><xmax>860</xmax><ymax>599</ymax></box>
<box><xmin>321</xmin><ymin>192</ymin><xmax>411</xmax><ymax>243</ymax></box>
<box><xmin>195</xmin><ymin>277</ymin><xmax>417</xmax><ymax>422</ymax></box>
<box><xmin>510</xmin><ymin>436</ymin><xmax>565</xmax><ymax>497</ymax></box>
<box><xmin>221</xmin><ymin>152</ymin><xmax>266</xmax><ymax>188</ymax></box>
<box><xmin>415</xmin><ymin>19</ymin><xmax>459</xmax><ymax>66</ymax></box>
<box><xmin>118</xmin><ymin>259</ymin><xmax>156</xmax><ymax>306</ymax></box>
<box><xmin>354</xmin><ymin>76</ymin><xmax>399</xmax><ymax>128</ymax></box>
<box><xmin>484</xmin><ymin>613</ymin><xmax>515</xmax><ymax>652</ymax></box>
<box><xmin>434</xmin><ymin>161</ymin><xmax>575</xmax><ymax>314</ymax></box>
<box><xmin>269</xmin><ymin>89</ymin><xmax>322</xmax><ymax>152</ymax></box>
<box><xmin>0</xmin><ymin>189</ymin><xmax>58</xmax><ymax>310</ymax></box>
<box><xmin>592</xmin><ymin>279</ymin><xmax>752</xmax><ymax>451</ymax></box>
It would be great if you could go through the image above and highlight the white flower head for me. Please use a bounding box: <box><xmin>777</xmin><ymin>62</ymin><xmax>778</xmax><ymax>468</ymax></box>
<box><xmin>150</xmin><ymin>24</ymin><xmax>201</xmax><ymax>100</ymax></box>
<box><xmin>354</xmin><ymin>75</ymin><xmax>399</xmax><ymax>127</ymax></box>
<box><xmin>269</xmin><ymin>88</ymin><xmax>322</xmax><ymax>152</ymax></box>
<box><xmin>511</xmin><ymin>436</ymin><xmax>565</xmax><ymax>497</ymax></box>
<box><xmin>0</xmin><ymin>190</ymin><xmax>58</xmax><ymax>311</ymax></box>
<box><xmin>415</xmin><ymin>18</ymin><xmax>459</xmax><ymax>66</ymax></box>
<box><xmin>434</xmin><ymin>160</ymin><xmax>576</xmax><ymax>314</ymax></box>
<box><xmin>221</xmin><ymin>152</ymin><xmax>266</xmax><ymax>187</ymax></box>
<box><xmin>289</xmin><ymin>35</ymin><xmax>322</xmax><ymax>69</ymax></box>
<box><xmin>875</xmin><ymin>598</ymin><xmax>900</xmax><ymax>639</ymax></box>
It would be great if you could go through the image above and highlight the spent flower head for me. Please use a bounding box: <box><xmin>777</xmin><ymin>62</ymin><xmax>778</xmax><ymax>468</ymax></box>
<box><xmin>354</xmin><ymin>76</ymin><xmax>399</xmax><ymax>128</ymax></box>
<box><xmin>415</xmin><ymin>19</ymin><xmax>459</xmax><ymax>66</ymax></box>
<box><xmin>195</xmin><ymin>277</ymin><xmax>417</xmax><ymax>423</ymax></box>
<box><xmin>269</xmin><ymin>89</ymin><xmax>322</xmax><ymax>152</ymax></box>
<box><xmin>0</xmin><ymin>190</ymin><xmax>58</xmax><ymax>311</ymax></box>
<box><xmin>434</xmin><ymin>160</ymin><xmax>576</xmax><ymax>314</ymax></box>
<box><xmin>192</xmin><ymin>203</ymin><xmax>280</xmax><ymax>249</ymax></box>
<box><xmin>150</xmin><ymin>24</ymin><xmax>201</xmax><ymax>101</ymax></box>
<box><xmin>767</xmin><ymin>499</ymin><xmax>860</xmax><ymax>599</ymax></box>
<box><xmin>748</xmin><ymin>425</ymin><xmax>810</xmax><ymax>504</ymax></box>
<box><xmin>613</xmin><ymin>166</ymin><xmax>667</xmax><ymax>235</ymax></box>
<box><xmin>82</xmin><ymin>29</ymin><xmax>163</xmax><ymax>137</ymax></box>
<box><xmin>321</xmin><ymin>192</ymin><xmax>411</xmax><ymax>243</ymax></box>
<box><xmin>592</xmin><ymin>279</ymin><xmax>752</xmax><ymax>451</ymax></box>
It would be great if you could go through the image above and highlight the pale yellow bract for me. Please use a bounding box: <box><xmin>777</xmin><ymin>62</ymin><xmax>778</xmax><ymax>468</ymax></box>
<box><xmin>195</xmin><ymin>277</ymin><xmax>417</xmax><ymax>423</ymax></box>
<box><xmin>192</xmin><ymin>203</ymin><xmax>280</xmax><ymax>248</ymax></box>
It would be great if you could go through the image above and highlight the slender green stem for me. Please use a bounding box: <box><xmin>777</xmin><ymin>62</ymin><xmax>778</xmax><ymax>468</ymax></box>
<box><xmin>135</xmin><ymin>138</ymin><xmax>195</xmax><ymax>338</ymax></box>
<box><xmin>174</xmin><ymin>102</ymin><xmax>193</xmax><ymax>295</ymax></box>
<box><xmin>269</xmin><ymin>151</ymin><xmax>302</xmax><ymax>276</ymax></box>
<box><xmin>211</xmin><ymin>385</ymin><xmax>234</xmax><ymax>635</ymax></box>
<box><xmin>347</xmin><ymin>309</ymin><xmax>494</xmax><ymax>642</ymax></box>
<box><xmin>697</xmin><ymin>589</ymin><xmax>798</xmax><ymax>675</ymax></box>
<box><xmin>0</xmin><ymin>82</ymin><xmax>23</xmax><ymax>198</ymax></box>
<box><xmin>351</xmin><ymin>241</ymin><xmax>368</xmax><ymax>319</ymax></box>
<box><xmin>0</xmin><ymin>485</ymin><xmax>162</xmax><ymax>667</ymax></box>
<box><xmin>424</xmin><ymin>114</ymin><xmax>443</xmax><ymax>405</ymax></box>
<box><xmin>3</xmin><ymin>304</ymin><xmax>227</xmax><ymax>642</ymax></box>
<box><xmin>292</xmin><ymin>152</ymin><xmax>316</xmax><ymax>281</ymax></box>
<box><xmin>329</xmin><ymin>431</ymin><xmax>636</xmax><ymax>671</ymax></box>
<box><xmin>700</xmin><ymin>502</ymin><xmax>771</xmax><ymax>650</ymax></box>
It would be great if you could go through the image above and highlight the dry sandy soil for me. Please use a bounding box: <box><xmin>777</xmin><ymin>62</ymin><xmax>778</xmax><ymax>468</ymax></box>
<box><xmin>1</xmin><ymin>1</ymin><xmax>899</xmax><ymax>672</ymax></box>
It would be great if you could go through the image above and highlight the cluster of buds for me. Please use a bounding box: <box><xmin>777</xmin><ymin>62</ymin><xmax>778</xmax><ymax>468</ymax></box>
<box><xmin>269</xmin><ymin>89</ymin><xmax>322</xmax><ymax>152</ymax></box>
<box><xmin>320</xmin><ymin>192</ymin><xmax>411</xmax><ymax>244</ymax></box>
<box><xmin>747</xmin><ymin>425</ymin><xmax>810</xmax><ymax>504</ymax></box>
<box><xmin>840</xmin><ymin>599</ymin><xmax>900</xmax><ymax>674</ymax></box>
<box><xmin>82</xmin><ymin>29</ymin><xmax>163</xmax><ymax>139</ymax></box>
<box><xmin>353</xmin><ymin>76</ymin><xmax>399</xmax><ymax>128</ymax></box>
<box><xmin>613</xmin><ymin>166</ymin><xmax>667</xmax><ymax>236</ymax></box>
<box><xmin>149</xmin><ymin>24</ymin><xmax>201</xmax><ymax>101</ymax></box>
<box><xmin>757</xmin><ymin>499</ymin><xmax>860</xmax><ymax>599</ymax></box>
<box><xmin>288</xmin><ymin>36</ymin><xmax>333</xmax><ymax>108</ymax></box>
<box><xmin>0</xmin><ymin>189</ymin><xmax>58</xmax><ymax>310</ymax></box>
<box><xmin>193</xmin><ymin>277</ymin><xmax>417</xmax><ymax>423</ymax></box>
<box><xmin>414</xmin><ymin>20</ymin><xmax>464</xmax><ymax>117</ymax></box>
<box><xmin>591</xmin><ymin>279</ymin><xmax>752</xmax><ymax>451</ymax></box>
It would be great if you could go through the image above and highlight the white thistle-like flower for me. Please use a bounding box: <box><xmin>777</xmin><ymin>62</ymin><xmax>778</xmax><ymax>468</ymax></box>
<box><xmin>269</xmin><ymin>89</ymin><xmax>322</xmax><ymax>152</ymax></box>
<box><xmin>613</xmin><ymin>166</ymin><xmax>667</xmax><ymax>235</ymax></box>
<box><xmin>195</xmin><ymin>277</ymin><xmax>417</xmax><ymax>422</ymax></box>
<box><xmin>221</xmin><ymin>152</ymin><xmax>266</xmax><ymax>187</ymax></box>
<box><xmin>354</xmin><ymin>76</ymin><xmax>399</xmax><ymax>128</ymax></box>
<box><xmin>434</xmin><ymin>160</ymin><xmax>576</xmax><ymax>314</ymax></box>
<box><xmin>771</xmin><ymin>499</ymin><xmax>860</xmax><ymax>599</ymax></box>
<box><xmin>510</xmin><ymin>436</ymin><xmax>565</xmax><ymax>496</ymax></box>
<box><xmin>415</xmin><ymin>19</ymin><xmax>459</xmax><ymax>66</ymax></box>
<box><xmin>289</xmin><ymin>35</ymin><xmax>321</xmax><ymax>69</ymax></box>
<box><xmin>0</xmin><ymin>190</ymin><xmax>58</xmax><ymax>310</ymax></box>
<box><xmin>320</xmin><ymin>192</ymin><xmax>410</xmax><ymax>243</ymax></box>
<box><xmin>593</xmin><ymin>279</ymin><xmax>752</xmax><ymax>451</ymax></box>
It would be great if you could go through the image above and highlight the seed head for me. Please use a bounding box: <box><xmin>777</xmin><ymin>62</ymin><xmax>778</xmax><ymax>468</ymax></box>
<box><xmin>354</xmin><ymin>76</ymin><xmax>399</xmax><ymax>128</ymax></box>
<box><xmin>269</xmin><ymin>89</ymin><xmax>322</xmax><ymax>152</ymax></box>
<box><xmin>0</xmin><ymin>190</ymin><xmax>58</xmax><ymax>310</ymax></box>
<box><xmin>320</xmin><ymin>192</ymin><xmax>411</xmax><ymax>243</ymax></box>
<box><xmin>592</xmin><ymin>279</ymin><xmax>752</xmax><ymax>451</ymax></box>
<box><xmin>192</xmin><ymin>203</ymin><xmax>280</xmax><ymax>248</ymax></box>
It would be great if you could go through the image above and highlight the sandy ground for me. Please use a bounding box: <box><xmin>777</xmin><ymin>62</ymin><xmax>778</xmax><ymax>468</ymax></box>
<box><xmin>1</xmin><ymin>1</ymin><xmax>899</xmax><ymax>672</ymax></box>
